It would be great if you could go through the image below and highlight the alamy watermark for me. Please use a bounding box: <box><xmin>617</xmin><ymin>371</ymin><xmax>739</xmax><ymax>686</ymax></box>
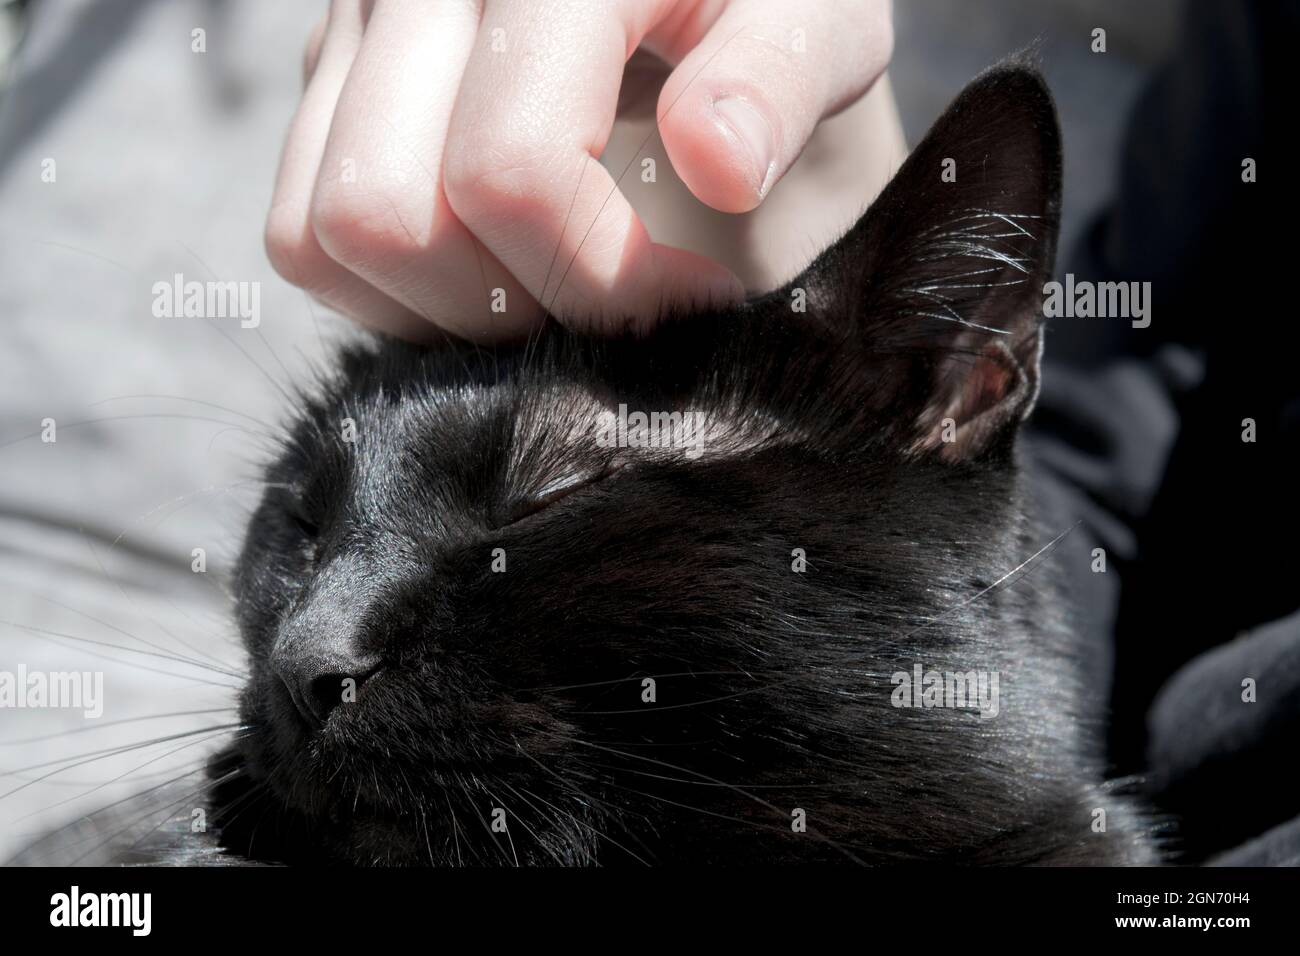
<box><xmin>594</xmin><ymin>404</ymin><xmax>707</xmax><ymax>460</ymax></box>
<box><xmin>1043</xmin><ymin>274</ymin><xmax>1151</xmax><ymax>329</ymax></box>
<box><xmin>0</xmin><ymin>665</ymin><xmax>103</xmax><ymax>718</ymax></box>
<box><xmin>151</xmin><ymin>272</ymin><xmax>261</xmax><ymax>328</ymax></box>
<box><xmin>50</xmin><ymin>886</ymin><xmax>150</xmax><ymax>936</ymax></box>
<box><xmin>890</xmin><ymin>663</ymin><xmax>1000</xmax><ymax>719</ymax></box>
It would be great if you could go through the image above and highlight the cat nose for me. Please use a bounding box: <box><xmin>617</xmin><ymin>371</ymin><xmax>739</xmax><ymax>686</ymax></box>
<box><xmin>270</xmin><ymin>629</ymin><xmax>380</xmax><ymax>727</ymax></box>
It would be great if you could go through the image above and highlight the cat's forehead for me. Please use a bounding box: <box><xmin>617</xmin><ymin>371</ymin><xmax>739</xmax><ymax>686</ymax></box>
<box><xmin>491</xmin><ymin>378</ymin><xmax>791</xmax><ymax>470</ymax></box>
<box><xmin>332</xmin><ymin>371</ymin><xmax>793</xmax><ymax>503</ymax></box>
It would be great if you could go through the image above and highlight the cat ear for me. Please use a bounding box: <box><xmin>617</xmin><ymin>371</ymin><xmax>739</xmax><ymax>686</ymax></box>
<box><xmin>794</xmin><ymin>61</ymin><xmax>1061</xmax><ymax>461</ymax></box>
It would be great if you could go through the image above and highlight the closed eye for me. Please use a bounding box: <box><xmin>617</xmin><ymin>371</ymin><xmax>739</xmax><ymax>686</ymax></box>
<box><xmin>275</xmin><ymin>487</ymin><xmax>320</xmax><ymax>539</ymax></box>
<box><xmin>289</xmin><ymin>509</ymin><xmax>319</xmax><ymax>539</ymax></box>
<box><xmin>496</xmin><ymin>465</ymin><xmax>619</xmax><ymax>527</ymax></box>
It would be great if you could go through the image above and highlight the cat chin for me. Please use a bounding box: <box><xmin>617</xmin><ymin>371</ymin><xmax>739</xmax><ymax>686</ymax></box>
<box><xmin>212</xmin><ymin>743</ymin><xmax>599</xmax><ymax>866</ymax></box>
<box><xmin>234</xmin><ymin>705</ymin><xmax>498</xmax><ymax>840</ymax></box>
<box><xmin>208</xmin><ymin>738</ymin><xmax>415</xmax><ymax>864</ymax></box>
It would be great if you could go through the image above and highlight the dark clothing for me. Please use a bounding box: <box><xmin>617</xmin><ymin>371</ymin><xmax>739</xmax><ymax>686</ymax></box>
<box><xmin>1028</xmin><ymin>0</ymin><xmax>1299</xmax><ymax>864</ymax></box>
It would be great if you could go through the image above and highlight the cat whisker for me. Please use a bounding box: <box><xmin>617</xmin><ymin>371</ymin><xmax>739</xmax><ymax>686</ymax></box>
<box><xmin>4</xmin><ymin>752</ymin><xmax>244</xmax><ymax>866</ymax></box>
<box><xmin>0</xmin><ymin>723</ymin><xmax>245</xmax><ymax>800</ymax></box>
<box><xmin>18</xmin><ymin>726</ymin><xmax>241</xmax><ymax>821</ymax></box>
<box><xmin>905</xmin><ymin>520</ymin><xmax>1080</xmax><ymax>636</ymax></box>
<box><xmin>443</xmin><ymin>791</ymin><xmax>464</xmax><ymax>867</ymax></box>
<box><xmin>582</xmin><ymin>759</ymin><xmax>864</xmax><ymax>792</ymax></box>
<box><xmin>71</xmin><ymin>762</ymin><xmax>248</xmax><ymax>866</ymax></box>
<box><xmin>27</xmin><ymin>588</ymin><xmax>245</xmax><ymax>677</ymax></box>
<box><xmin>497</xmin><ymin>780</ymin><xmax>591</xmax><ymax>865</ymax></box>
<box><xmin>0</xmin><ymin>414</ymin><xmax>269</xmax><ymax>453</ymax></box>
<box><xmin>89</xmin><ymin>394</ymin><xmax>277</xmax><ymax>433</ymax></box>
<box><xmin>173</xmin><ymin>240</ymin><xmax>297</xmax><ymax>405</ymax></box>
<box><xmin>5</xmin><ymin>770</ymin><xmax>204</xmax><ymax>866</ymax></box>
<box><xmin>578</xmin><ymin>677</ymin><xmax>804</xmax><ymax>716</ymax></box>
<box><xmin>0</xmin><ymin>617</ymin><xmax>245</xmax><ymax>682</ymax></box>
<box><xmin>79</xmin><ymin>536</ymin><xmax>247</xmax><ymax>672</ymax></box>
<box><xmin>495</xmin><ymin>738</ymin><xmax>653</xmax><ymax>866</ymax></box>
<box><xmin>200</xmin><ymin>763</ymin><xmax>278</xmax><ymax>849</ymax></box>
<box><xmin>542</xmin><ymin>732</ymin><xmax>866</xmax><ymax>865</ymax></box>
<box><xmin>417</xmin><ymin>803</ymin><xmax>436</xmax><ymax>867</ymax></box>
<box><xmin>0</xmin><ymin>707</ymin><xmax>237</xmax><ymax>746</ymax></box>
<box><xmin>516</xmin><ymin>670</ymin><xmax>769</xmax><ymax>694</ymax></box>
<box><xmin>484</xmin><ymin>780</ymin><xmax>551</xmax><ymax>864</ymax></box>
<box><xmin>98</xmin><ymin>479</ymin><xmax>260</xmax><ymax>550</ymax></box>
<box><xmin>455</xmin><ymin>771</ymin><xmax>518</xmax><ymax>867</ymax></box>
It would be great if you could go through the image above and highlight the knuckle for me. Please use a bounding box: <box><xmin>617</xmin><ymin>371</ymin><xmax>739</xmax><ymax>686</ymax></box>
<box><xmin>723</xmin><ymin>31</ymin><xmax>815</xmax><ymax>104</ymax></box>
<box><xmin>443</xmin><ymin>137</ymin><xmax>564</xmax><ymax>220</ymax></box>
<box><xmin>309</xmin><ymin>181</ymin><xmax>434</xmax><ymax>268</ymax></box>
<box><xmin>264</xmin><ymin>208</ymin><xmax>320</xmax><ymax>287</ymax></box>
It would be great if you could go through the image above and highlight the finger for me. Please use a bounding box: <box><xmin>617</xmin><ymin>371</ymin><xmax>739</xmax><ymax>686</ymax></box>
<box><xmin>303</xmin><ymin>14</ymin><xmax>327</xmax><ymax>86</ymax></box>
<box><xmin>265</xmin><ymin>0</ymin><xmax>431</xmax><ymax>340</ymax></box>
<box><xmin>653</xmin><ymin>0</ymin><xmax>894</xmax><ymax>213</ymax></box>
<box><xmin>310</xmin><ymin>0</ymin><xmax>540</xmax><ymax>341</ymax></box>
<box><xmin>443</xmin><ymin>0</ymin><xmax>743</xmax><ymax>333</ymax></box>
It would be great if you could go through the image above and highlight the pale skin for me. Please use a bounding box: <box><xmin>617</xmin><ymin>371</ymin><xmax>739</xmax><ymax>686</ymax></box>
<box><xmin>266</xmin><ymin>0</ymin><xmax>906</xmax><ymax>342</ymax></box>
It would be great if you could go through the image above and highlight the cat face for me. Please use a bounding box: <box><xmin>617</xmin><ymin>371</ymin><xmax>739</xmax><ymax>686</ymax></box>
<box><xmin>218</xmin><ymin>63</ymin><xmax>1093</xmax><ymax>865</ymax></box>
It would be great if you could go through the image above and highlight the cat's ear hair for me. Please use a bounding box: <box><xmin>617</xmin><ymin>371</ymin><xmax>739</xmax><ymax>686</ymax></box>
<box><xmin>794</xmin><ymin>60</ymin><xmax>1061</xmax><ymax>461</ymax></box>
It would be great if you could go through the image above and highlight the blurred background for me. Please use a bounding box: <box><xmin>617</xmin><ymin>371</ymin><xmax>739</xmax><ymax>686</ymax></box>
<box><xmin>1</xmin><ymin>0</ymin><xmax>1293</xmax><ymax>866</ymax></box>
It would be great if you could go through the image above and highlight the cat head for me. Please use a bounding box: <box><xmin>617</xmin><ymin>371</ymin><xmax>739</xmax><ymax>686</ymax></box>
<box><xmin>220</xmin><ymin>62</ymin><xmax>1075</xmax><ymax>865</ymax></box>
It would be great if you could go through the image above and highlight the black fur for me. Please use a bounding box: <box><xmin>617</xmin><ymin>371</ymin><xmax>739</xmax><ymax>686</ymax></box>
<box><xmin>211</xmin><ymin>61</ymin><xmax>1155</xmax><ymax>866</ymax></box>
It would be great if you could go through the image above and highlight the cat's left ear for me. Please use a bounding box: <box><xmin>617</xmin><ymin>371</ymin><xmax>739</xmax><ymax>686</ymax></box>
<box><xmin>793</xmin><ymin>60</ymin><xmax>1061</xmax><ymax>461</ymax></box>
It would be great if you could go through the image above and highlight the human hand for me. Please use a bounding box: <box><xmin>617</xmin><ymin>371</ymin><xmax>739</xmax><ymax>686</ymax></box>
<box><xmin>265</xmin><ymin>0</ymin><xmax>896</xmax><ymax>342</ymax></box>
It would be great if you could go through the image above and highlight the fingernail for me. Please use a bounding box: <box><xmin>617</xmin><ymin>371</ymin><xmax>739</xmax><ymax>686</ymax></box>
<box><xmin>713</xmin><ymin>96</ymin><xmax>778</xmax><ymax>199</ymax></box>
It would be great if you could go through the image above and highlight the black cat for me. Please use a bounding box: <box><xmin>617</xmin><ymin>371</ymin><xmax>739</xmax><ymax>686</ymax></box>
<box><xmin>210</xmin><ymin>60</ymin><xmax>1156</xmax><ymax>865</ymax></box>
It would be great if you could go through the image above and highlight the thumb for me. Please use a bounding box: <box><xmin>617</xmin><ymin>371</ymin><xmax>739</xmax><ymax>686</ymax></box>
<box><xmin>656</xmin><ymin>0</ymin><xmax>893</xmax><ymax>213</ymax></box>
